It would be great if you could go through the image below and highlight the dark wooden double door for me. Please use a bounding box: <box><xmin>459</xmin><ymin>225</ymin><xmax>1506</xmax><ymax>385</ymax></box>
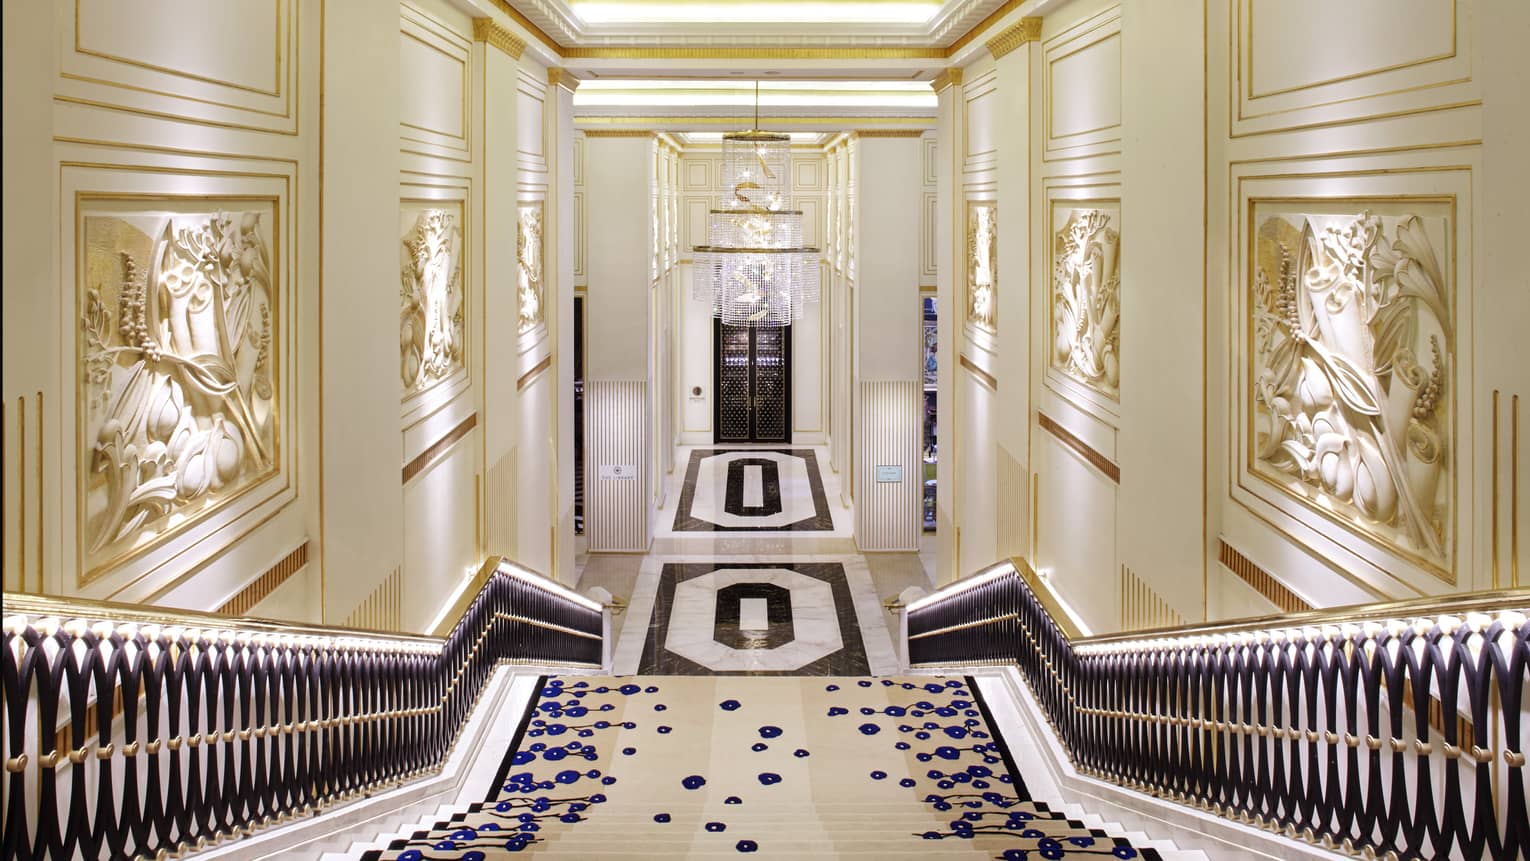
<box><xmin>714</xmin><ymin>321</ymin><xmax>791</xmax><ymax>443</ymax></box>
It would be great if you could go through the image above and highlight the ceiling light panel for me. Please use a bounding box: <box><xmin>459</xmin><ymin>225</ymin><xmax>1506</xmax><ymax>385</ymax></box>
<box><xmin>570</xmin><ymin>1</ymin><xmax>942</xmax><ymax>25</ymax></box>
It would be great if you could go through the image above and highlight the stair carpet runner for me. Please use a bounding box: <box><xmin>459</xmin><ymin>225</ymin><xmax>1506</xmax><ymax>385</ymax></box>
<box><xmin>354</xmin><ymin>676</ymin><xmax>1169</xmax><ymax>859</ymax></box>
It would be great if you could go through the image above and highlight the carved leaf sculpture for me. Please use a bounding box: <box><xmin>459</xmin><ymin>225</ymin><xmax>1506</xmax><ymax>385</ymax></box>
<box><xmin>1251</xmin><ymin>209</ymin><xmax>1452</xmax><ymax>573</ymax></box>
<box><xmin>1051</xmin><ymin>207</ymin><xmax>1121</xmax><ymax>399</ymax></box>
<box><xmin>518</xmin><ymin>204</ymin><xmax>544</xmax><ymax>333</ymax></box>
<box><xmin>79</xmin><ymin>210</ymin><xmax>278</xmax><ymax>572</ymax></box>
<box><xmin>399</xmin><ymin>208</ymin><xmax>465</xmax><ymax>393</ymax></box>
<box><xmin>967</xmin><ymin>202</ymin><xmax>997</xmax><ymax>331</ymax></box>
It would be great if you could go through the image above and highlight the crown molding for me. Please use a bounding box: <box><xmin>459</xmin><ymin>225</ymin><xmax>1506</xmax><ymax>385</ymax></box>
<box><xmin>581</xmin><ymin>129</ymin><xmax>656</xmax><ymax>137</ymax></box>
<box><xmin>986</xmin><ymin>15</ymin><xmax>1041</xmax><ymax>59</ymax></box>
<box><xmin>931</xmin><ymin>66</ymin><xmax>963</xmax><ymax>92</ymax></box>
<box><xmin>473</xmin><ymin>17</ymin><xmax>528</xmax><ymax>60</ymax></box>
<box><xmin>855</xmin><ymin>129</ymin><xmax>927</xmax><ymax>137</ymax></box>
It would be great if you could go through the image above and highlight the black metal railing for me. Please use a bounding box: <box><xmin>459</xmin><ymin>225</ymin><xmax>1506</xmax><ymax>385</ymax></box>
<box><xmin>1</xmin><ymin>557</ymin><xmax>603</xmax><ymax>861</ymax></box>
<box><xmin>907</xmin><ymin>559</ymin><xmax>1529</xmax><ymax>860</ymax></box>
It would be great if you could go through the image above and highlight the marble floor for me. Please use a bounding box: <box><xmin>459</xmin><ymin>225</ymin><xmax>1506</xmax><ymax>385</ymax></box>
<box><xmin>576</xmin><ymin>442</ymin><xmax>932</xmax><ymax>678</ymax></box>
<box><xmin>613</xmin><ymin>554</ymin><xmax>901</xmax><ymax>676</ymax></box>
<box><xmin>671</xmin><ymin>448</ymin><xmax>835</xmax><ymax>532</ymax></box>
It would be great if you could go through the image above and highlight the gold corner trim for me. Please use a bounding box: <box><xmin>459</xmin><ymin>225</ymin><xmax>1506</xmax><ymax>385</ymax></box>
<box><xmin>548</xmin><ymin>67</ymin><xmax>575</xmax><ymax>90</ymax></box>
<box><xmin>932</xmin><ymin>67</ymin><xmax>964</xmax><ymax>92</ymax></box>
<box><xmin>473</xmin><ymin>17</ymin><xmax>526</xmax><ymax>60</ymax></box>
<box><xmin>986</xmin><ymin>16</ymin><xmax>1042</xmax><ymax>59</ymax></box>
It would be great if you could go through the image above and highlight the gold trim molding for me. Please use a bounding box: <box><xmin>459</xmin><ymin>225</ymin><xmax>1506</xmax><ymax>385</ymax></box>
<box><xmin>1217</xmin><ymin>539</ymin><xmax>1314</xmax><ymax>614</ymax></box>
<box><xmin>986</xmin><ymin>16</ymin><xmax>1042</xmax><ymax>59</ymax></box>
<box><xmin>582</xmin><ymin>129</ymin><xmax>656</xmax><ymax>138</ymax></box>
<box><xmin>932</xmin><ymin>67</ymin><xmax>964</xmax><ymax>92</ymax></box>
<box><xmin>548</xmin><ymin>67</ymin><xmax>576</xmax><ymax>90</ymax></box>
<box><xmin>855</xmin><ymin>129</ymin><xmax>927</xmax><ymax>138</ymax></box>
<box><xmin>473</xmin><ymin>18</ymin><xmax>527</xmax><ymax>60</ymax></box>
<box><xmin>217</xmin><ymin>542</ymin><xmax>309</xmax><ymax>617</ymax></box>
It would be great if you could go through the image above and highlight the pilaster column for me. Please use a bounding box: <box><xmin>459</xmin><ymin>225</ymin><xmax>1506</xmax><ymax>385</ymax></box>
<box><xmin>933</xmin><ymin>66</ymin><xmax>962</xmax><ymax>585</ymax></box>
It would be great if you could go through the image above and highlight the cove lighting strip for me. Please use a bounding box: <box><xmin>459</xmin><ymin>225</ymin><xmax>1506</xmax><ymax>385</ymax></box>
<box><xmin>570</xmin><ymin>1</ymin><xmax>941</xmax><ymax>25</ymax></box>
<box><xmin>500</xmin><ymin>559</ymin><xmax>605</xmax><ymax>612</ymax></box>
<box><xmin>904</xmin><ymin>560</ymin><xmax>1016</xmax><ymax>613</ymax></box>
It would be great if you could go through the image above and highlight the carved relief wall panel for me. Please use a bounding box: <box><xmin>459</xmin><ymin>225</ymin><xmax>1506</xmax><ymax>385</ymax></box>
<box><xmin>399</xmin><ymin>202</ymin><xmax>465</xmax><ymax>396</ymax></box>
<box><xmin>1247</xmin><ymin>200</ymin><xmax>1456</xmax><ymax>580</ymax></box>
<box><xmin>78</xmin><ymin>202</ymin><xmax>280</xmax><ymax>578</ymax></box>
<box><xmin>1050</xmin><ymin>203</ymin><xmax>1121</xmax><ymax>402</ymax></box>
<box><xmin>966</xmin><ymin>201</ymin><xmax>997</xmax><ymax>331</ymax></box>
<box><xmin>517</xmin><ymin>202</ymin><xmax>544</xmax><ymax>332</ymax></box>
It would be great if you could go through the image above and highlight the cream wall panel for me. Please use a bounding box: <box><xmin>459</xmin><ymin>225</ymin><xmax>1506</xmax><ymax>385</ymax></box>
<box><xmin>319</xmin><ymin>1</ymin><xmax>405</xmax><ymax>623</ymax></box>
<box><xmin>956</xmin><ymin>371</ymin><xmax>997</xmax><ymax>579</ymax></box>
<box><xmin>856</xmin><ymin>381</ymin><xmax>921</xmax><ymax>551</ymax></box>
<box><xmin>1036</xmin><ymin>429</ymin><xmax>1117</xmax><ymax>634</ymax></box>
<box><xmin>1043</xmin><ymin>6</ymin><xmax>1122</xmax><ymax>161</ymax></box>
<box><xmin>586</xmin><ymin>138</ymin><xmax>651</xmax><ymax>379</ymax></box>
<box><xmin>586</xmin><ymin>380</ymin><xmax>648</xmax><ymax>552</ymax></box>
<box><xmin>402</xmin><ymin>434</ymin><xmax>478</xmax><ymax>632</ymax></box>
<box><xmin>398</xmin><ymin>3</ymin><xmax>471</xmax><ymax>160</ymax></box>
<box><xmin>963</xmin><ymin>70</ymin><xmax>1000</xmax><ymax>173</ymax></box>
<box><xmin>78</xmin><ymin>0</ymin><xmax>279</xmax><ymax>94</ymax></box>
<box><xmin>516</xmin><ymin>74</ymin><xmax>548</xmax><ymax>175</ymax></box>
<box><xmin>1112</xmin><ymin>0</ymin><xmax>1202</xmax><ymax>624</ymax></box>
<box><xmin>1233</xmin><ymin>0</ymin><xmax>1477</xmax><ymax>135</ymax></box>
<box><xmin>58</xmin><ymin>0</ymin><xmax>298</xmax><ymax>134</ymax></box>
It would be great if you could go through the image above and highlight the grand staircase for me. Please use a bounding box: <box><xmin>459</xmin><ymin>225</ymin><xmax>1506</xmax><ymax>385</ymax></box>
<box><xmin>323</xmin><ymin>676</ymin><xmax>1206</xmax><ymax>859</ymax></box>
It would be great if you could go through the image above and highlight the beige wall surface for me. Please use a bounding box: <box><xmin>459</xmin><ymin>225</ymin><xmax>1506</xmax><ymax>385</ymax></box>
<box><xmin>1</xmin><ymin>0</ymin><xmax>569</xmax><ymax>626</ymax></box>
<box><xmin>5</xmin><ymin>0</ymin><xmax>1523</xmax><ymax>638</ymax></box>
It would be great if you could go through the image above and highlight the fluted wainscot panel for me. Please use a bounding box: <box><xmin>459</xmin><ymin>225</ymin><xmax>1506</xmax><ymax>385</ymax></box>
<box><xmin>856</xmin><ymin>380</ymin><xmax>921</xmax><ymax>551</ymax></box>
<box><xmin>483</xmin><ymin>446</ymin><xmax>518</xmax><ymax>559</ymax></box>
<box><xmin>587</xmin><ymin>381</ymin><xmax>649</xmax><ymax>551</ymax></box>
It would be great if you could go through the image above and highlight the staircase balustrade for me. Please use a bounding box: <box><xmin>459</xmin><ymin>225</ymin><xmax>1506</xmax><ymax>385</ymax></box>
<box><xmin>1</xmin><ymin>557</ymin><xmax>604</xmax><ymax>861</ymax></box>
<box><xmin>906</xmin><ymin>558</ymin><xmax>1529</xmax><ymax>860</ymax></box>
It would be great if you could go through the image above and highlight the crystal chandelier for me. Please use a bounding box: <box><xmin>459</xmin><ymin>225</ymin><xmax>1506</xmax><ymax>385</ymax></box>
<box><xmin>692</xmin><ymin>91</ymin><xmax>820</xmax><ymax>327</ymax></box>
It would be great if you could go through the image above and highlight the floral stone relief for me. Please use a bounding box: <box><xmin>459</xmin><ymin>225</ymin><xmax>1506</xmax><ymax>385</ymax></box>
<box><xmin>518</xmin><ymin>203</ymin><xmax>543</xmax><ymax>333</ymax></box>
<box><xmin>1252</xmin><ymin>207</ymin><xmax>1453</xmax><ymax>574</ymax></box>
<box><xmin>967</xmin><ymin>202</ymin><xmax>996</xmax><ymax>331</ymax></box>
<box><xmin>400</xmin><ymin>206</ymin><xmax>464</xmax><ymax>393</ymax></box>
<box><xmin>80</xmin><ymin>209</ymin><xmax>277</xmax><ymax>574</ymax></box>
<box><xmin>1051</xmin><ymin>207</ymin><xmax>1121</xmax><ymax>399</ymax></box>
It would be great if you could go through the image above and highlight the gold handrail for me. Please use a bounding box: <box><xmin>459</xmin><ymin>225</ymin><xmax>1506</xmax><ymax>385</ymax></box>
<box><xmin>2</xmin><ymin>555</ymin><xmax>593</xmax><ymax>648</ymax></box>
<box><xmin>919</xmin><ymin>556</ymin><xmax>1530</xmax><ymax>647</ymax></box>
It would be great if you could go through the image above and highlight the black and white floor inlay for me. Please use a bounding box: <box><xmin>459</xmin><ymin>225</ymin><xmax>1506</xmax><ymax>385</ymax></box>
<box><xmin>672</xmin><ymin>449</ymin><xmax>834</xmax><ymax>532</ymax></box>
<box><xmin>637</xmin><ymin>562</ymin><xmax>869</xmax><ymax>675</ymax></box>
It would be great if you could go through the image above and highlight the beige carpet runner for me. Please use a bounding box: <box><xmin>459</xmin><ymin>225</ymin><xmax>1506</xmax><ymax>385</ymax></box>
<box><xmin>361</xmin><ymin>676</ymin><xmax>1159</xmax><ymax>860</ymax></box>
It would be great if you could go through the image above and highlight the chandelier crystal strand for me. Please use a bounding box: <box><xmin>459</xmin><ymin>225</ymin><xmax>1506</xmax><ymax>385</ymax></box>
<box><xmin>692</xmin><ymin>125</ymin><xmax>821</xmax><ymax>327</ymax></box>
